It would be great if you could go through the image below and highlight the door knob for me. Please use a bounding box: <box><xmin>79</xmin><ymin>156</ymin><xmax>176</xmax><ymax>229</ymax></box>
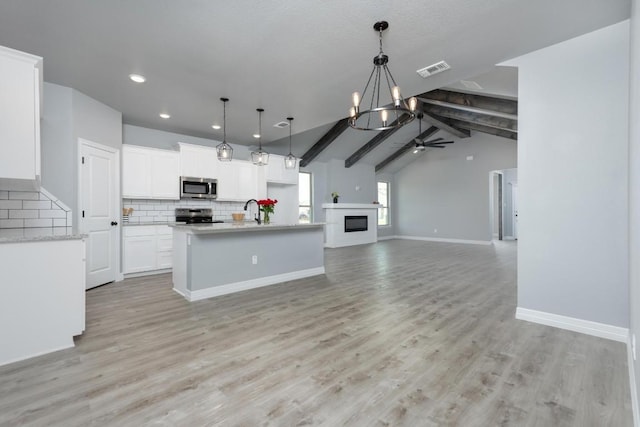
<box><xmin>111</xmin><ymin>221</ymin><xmax>118</xmax><ymax>226</ymax></box>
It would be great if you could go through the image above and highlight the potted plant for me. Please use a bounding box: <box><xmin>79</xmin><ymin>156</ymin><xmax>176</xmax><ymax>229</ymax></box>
<box><xmin>331</xmin><ymin>192</ymin><xmax>339</xmax><ymax>203</ymax></box>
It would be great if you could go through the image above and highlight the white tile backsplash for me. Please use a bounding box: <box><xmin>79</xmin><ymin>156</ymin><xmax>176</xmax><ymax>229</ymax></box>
<box><xmin>122</xmin><ymin>199</ymin><xmax>247</xmax><ymax>223</ymax></box>
<box><xmin>0</xmin><ymin>190</ymin><xmax>72</xmax><ymax>229</ymax></box>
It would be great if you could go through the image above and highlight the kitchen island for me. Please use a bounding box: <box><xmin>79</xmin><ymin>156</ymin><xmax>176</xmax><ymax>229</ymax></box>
<box><xmin>171</xmin><ymin>222</ymin><xmax>325</xmax><ymax>301</ymax></box>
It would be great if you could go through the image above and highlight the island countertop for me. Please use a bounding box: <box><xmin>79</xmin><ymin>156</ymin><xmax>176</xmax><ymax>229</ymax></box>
<box><xmin>170</xmin><ymin>222</ymin><xmax>324</xmax><ymax>235</ymax></box>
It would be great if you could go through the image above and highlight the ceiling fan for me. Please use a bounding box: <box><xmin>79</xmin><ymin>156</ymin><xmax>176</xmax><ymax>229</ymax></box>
<box><xmin>412</xmin><ymin>113</ymin><xmax>454</xmax><ymax>153</ymax></box>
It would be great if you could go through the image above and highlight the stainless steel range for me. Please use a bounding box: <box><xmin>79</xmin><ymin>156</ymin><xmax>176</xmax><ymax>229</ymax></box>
<box><xmin>175</xmin><ymin>208</ymin><xmax>223</xmax><ymax>224</ymax></box>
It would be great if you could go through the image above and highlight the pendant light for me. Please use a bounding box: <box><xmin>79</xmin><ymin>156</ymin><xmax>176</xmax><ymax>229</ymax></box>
<box><xmin>349</xmin><ymin>21</ymin><xmax>417</xmax><ymax>131</ymax></box>
<box><xmin>284</xmin><ymin>117</ymin><xmax>297</xmax><ymax>169</ymax></box>
<box><xmin>215</xmin><ymin>97</ymin><xmax>233</xmax><ymax>161</ymax></box>
<box><xmin>251</xmin><ymin>108</ymin><xmax>269</xmax><ymax>166</ymax></box>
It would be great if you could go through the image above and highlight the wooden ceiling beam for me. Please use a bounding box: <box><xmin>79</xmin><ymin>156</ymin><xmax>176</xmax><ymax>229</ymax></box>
<box><xmin>422</xmin><ymin>105</ymin><xmax>518</xmax><ymax>133</ymax></box>
<box><xmin>420</xmin><ymin>111</ymin><xmax>471</xmax><ymax>139</ymax></box>
<box><xmin>419</xmin><ymin>88</ymin><xmax>517</xmax><ymax>115</ymax></box>
<box><xmin>375</xmin><ymin>126</ymin><xmax>439</xmax><ymax>172</ymax></box>
<box><xmin>299</xmin><ymin>118</ymin><xmax>350</xmax><ymax>167</ymax></box>
<box><xmin>448</xmin><ymin>119</ymin><xmax>517</xmax><ymax>141</ymax></box>
<box><xmin>344</xmin><ymin>114</ymin><xmax>411</xmax><ymax>168</ymax></box>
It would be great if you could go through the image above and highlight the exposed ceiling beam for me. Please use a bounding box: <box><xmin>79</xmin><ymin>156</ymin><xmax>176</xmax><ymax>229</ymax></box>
<box><xmin>419</xmin><ymin>89</ymin><xmax>517</xmax><ymax>115</ymax></box>
<box><xmin>420</xmin><ymin>111</ymin><xmax>471</xmax><ymax>139</ymax></box>
<box><xmin>422</xmin><ymin>105</ymin><xmax>518</xmax><ymax>133</ymax></box>
<box><xmin>299</xmin><ymin>118</ymin><xmax>350</xmax><ymax>167</ymax></box>
<box><xmin>375</xmin><ymin>126</ymin><xmax>439</xmax><ymax>172</ymax></box>
<box><xmin>344</xmin><ymin>114</ymin><xmax>411</xmax><ymax>168</ymax></box>
<box><xmin>448</xmin><ymin>119</ymin><xmax>518</xmax><ymax>141</ymax></box>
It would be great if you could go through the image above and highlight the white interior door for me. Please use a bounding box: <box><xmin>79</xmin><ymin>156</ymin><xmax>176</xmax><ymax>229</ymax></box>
<box><xmin>80</xmin><ymin>139</ymin><xmax>119</xmax><ymax>289</ymax></box>
<box><xmin>512</xmin><ymin>183</ymin><xmax>519</xmax><ymax>240</ymax></box>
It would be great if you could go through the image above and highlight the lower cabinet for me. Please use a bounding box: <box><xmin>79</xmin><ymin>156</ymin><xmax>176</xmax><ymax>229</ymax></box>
<box><xmin>123</xmin><ymin>225</ymin><xmax>173</xmax><ymax>274</ymax></box>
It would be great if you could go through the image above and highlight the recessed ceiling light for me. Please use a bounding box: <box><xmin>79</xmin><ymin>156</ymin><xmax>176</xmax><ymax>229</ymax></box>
<box><xmin>212</xmin><ymin>125</ymin><xmax>221</xmax><ymax>130</ymax></box>
<box><xmin>159</xmin><ymin>113</ymin><xmax>170</xmax><ymax>119</ymax></box>
<box><xmin>253</xmin><ymin>133</ymin><xmax>260</xmax><ymax>139</ymax></box>
<box><xmin>129</xmin><ymin>74</ymin><xmax>146</xmax><ymax>83</ymax></box>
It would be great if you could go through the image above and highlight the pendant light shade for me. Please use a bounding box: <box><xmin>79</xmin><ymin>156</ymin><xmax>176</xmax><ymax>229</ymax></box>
<box><xmin>251</xmin><ymin>108</ymin><xmax>269</xmax><ymax>166</ymax></box>
<box><xmin>348</xmin><ymin>21</ymin><xmax>417</xmax><ymax>131</ymax></box>
<box><xmin>284</xmin><ymin>117</ymin><xmax>297</xmax><ymax>169</ymax></box>
<box><xmin>216</xmin><ymin>97</ymin><xmax>233</xmax><ymax>161</ymax></box>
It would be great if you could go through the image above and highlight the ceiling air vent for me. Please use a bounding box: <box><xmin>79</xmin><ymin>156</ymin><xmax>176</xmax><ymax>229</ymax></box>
<box><xmin>416</xmin><ymin>61</ymin><xmax>451</xmax><ymax>78</ymax></box>
<box><xmin>273</xmin><ymin>121</ymin><xmax>289</xmax><ymax>129</ymax></box>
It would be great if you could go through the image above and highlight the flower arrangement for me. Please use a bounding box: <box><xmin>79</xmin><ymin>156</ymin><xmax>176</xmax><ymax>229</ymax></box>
<box><xmin>331</xmin><ymin>192</ymin><xmax>339</xmax><ymax>203</ymax></box>
<box><xmin>257</xmin><ymin>198</ymin><xmax>278</xmax><ymax>223</ymax></box>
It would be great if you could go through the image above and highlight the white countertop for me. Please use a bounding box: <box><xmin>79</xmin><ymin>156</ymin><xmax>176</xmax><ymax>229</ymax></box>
<box><xmin>0</xmin><ymin>227</ymin><xmax>86</xmax><ymax>244</ymax></box>
<box><xmin>170</xmin><ymin>222</ymin><xmax>324</xmax><ymax>235</ymax></box>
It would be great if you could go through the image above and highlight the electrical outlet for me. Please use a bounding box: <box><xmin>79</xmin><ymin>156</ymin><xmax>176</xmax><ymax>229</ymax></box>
<box><xmin>252</xmin><ymin>255</ymin><xmax>258</xmax><ymax>265</ymax></box>
<box><xmin>434</xmin><ymin>228</ymin><xmax>438</xmax><ymax>233</ymax></box>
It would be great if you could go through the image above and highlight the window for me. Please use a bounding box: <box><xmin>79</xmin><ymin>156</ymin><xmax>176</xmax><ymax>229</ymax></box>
<box><xmin>299</xmin><ymin>172</ymin><xmax>312</xmax><ymax>224</ymax></box>
<box><xmin>377</xmin><ymin>181</ymin><xmax>390</xmax><ymax>226</ymax></box>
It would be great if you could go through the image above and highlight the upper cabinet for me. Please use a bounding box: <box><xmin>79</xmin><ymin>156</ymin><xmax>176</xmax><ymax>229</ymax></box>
<box><xmin>266</xmin><ymin>154</ymin><xmax>298</xmax><ymax>185</ymax></box>
<box><xmin>177</xmin><ymin>142</ymin><xmax>266</xmax><ymax>201</ymax></box>
<box><xmin>0</xmin><ymin>46</ymin><xmax>42</xmax><ymax>190</ymax></box>
<box><xmin>122</xmin><ymin>145</ymin><xmax>180</xmax><ymax>200</ymax></box>
<box><xmin>178</xmin><ymin>142</ymin><xmax>218</xmax><ymax>179</ymax></box>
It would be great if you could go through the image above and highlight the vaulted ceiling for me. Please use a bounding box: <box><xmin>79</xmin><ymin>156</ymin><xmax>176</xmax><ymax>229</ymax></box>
<box><xmin>0</xmin><ymin>0</ymin><xmax>630</xmax><ymax>167</ymax></box>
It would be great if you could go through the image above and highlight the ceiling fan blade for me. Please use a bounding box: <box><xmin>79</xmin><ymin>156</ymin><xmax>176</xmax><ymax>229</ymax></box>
<box><xmin>423</xmin><ymin>137</ymin><xmax>444</xmax><ymax>144</ymax></box>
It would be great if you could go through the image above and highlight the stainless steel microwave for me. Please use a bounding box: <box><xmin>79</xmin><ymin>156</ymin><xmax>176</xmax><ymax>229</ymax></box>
<box><xmin>180</xmin><ymin>176</ymin><xmax>217</xmax><ymax>199</ymax></box>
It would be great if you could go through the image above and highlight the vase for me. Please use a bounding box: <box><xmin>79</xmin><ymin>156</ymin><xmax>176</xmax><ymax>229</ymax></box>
<box><xmin>263</xmin><ymin>211</ymin><xmax>270</xmax><ymax>224</ymax></box>
<box><xmin>333</xmin><ymin>197</ymin><xmax>338</xmax><ymax>203</ymax></box>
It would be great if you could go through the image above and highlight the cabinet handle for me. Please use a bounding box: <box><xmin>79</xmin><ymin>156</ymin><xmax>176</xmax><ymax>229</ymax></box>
<box><xmin>111</xmin><ymin>221</ymin><xmax>118</xmax><ymax>226</ymax></box>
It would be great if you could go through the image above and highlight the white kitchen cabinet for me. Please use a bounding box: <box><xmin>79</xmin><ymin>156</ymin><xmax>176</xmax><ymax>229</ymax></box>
<box><xmin>178</xmin><ymin>142</ymin><xmax>218</xmax><ymax>178</ymax></box>
<box><xmin>122</xmin><ymin>145</ymin><xmax>179</xmax><ymax>199</ymax></box>
<box><xmin>123</xmin><ymin>225</ymin><xmax>173</xmax><ymax>274</ymax></box>
<box><xmin>0</xmin><ymin>45</ymin><xmax>42</xmax><ymax>190</ymax></box>
<box><xmin>266</xmin><ymin>154</ymin><xmax>298</xmax><ymax>184</ymax></box>
<box><xmin>216</xmin><ymin>160</ymin><xmax>263</xmax><ymax>201</ymax></box>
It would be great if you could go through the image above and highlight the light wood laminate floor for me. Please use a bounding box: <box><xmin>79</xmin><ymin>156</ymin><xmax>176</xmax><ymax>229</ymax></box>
<box><xmin>0</xmin><ymin>240</ymin><xmax>632</xmax><ymax>426</ymax></box>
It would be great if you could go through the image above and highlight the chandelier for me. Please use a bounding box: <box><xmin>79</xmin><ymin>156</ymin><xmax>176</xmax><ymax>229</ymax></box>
<box><xmin>349</xmin><ymin>21</ymin><xmax>417</xmax><ymax>131</ymax></box>
<box><xmin>251</xmin><ymin>108</ymin><xmax>269</xmax><ymax>166</ymax></box>
<box><xmin>215</xmin><ymin>97</ymin><xmax>233</xmax><ymax>161</ymax></box>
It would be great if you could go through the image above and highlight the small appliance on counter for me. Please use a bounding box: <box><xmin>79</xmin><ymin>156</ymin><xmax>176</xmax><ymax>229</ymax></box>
<box><xmin>175</xmin><ymin>208</ymin><xmax>223</xmax><ymax>224</ymax></box>
<box><xmin>180</xmin><ymin>176</ymin><xmax>217</xmax><ymax>199</ymax></box>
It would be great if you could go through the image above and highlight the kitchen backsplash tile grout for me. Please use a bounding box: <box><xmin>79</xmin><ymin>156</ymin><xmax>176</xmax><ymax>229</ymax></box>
<box><xmin>122</xmin><ymin>199</ymin><xmax>250</xmax><ymax>223</ymax></box>
<box><xmin>0</xmin><ymin>189</ymin><xmax>72</xmax><ymax>229</ymax></box>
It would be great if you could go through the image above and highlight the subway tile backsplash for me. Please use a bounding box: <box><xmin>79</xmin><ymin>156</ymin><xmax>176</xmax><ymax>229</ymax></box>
<box><xmin>122</xmin><ymin>199</ymin><xmax>250</xmax><ymax>223</ymax></box>
<box><xmin>0</xmin><ymin>189</ymin><xmax>72</xmax><ymax>229</ymax></box>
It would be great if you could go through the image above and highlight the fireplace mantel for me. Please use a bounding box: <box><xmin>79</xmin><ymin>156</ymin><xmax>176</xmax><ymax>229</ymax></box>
<box><xmin>322</xmin><ymin>204</ymin><xmax>380</xmax><ymax>248</ymax></box>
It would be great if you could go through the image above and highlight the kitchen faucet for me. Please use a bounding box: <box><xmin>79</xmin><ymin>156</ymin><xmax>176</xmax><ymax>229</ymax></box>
<box><xmin>243</xmin><ymin>199</ymin><xmax>261</xmax><ymax>224</ymax></box>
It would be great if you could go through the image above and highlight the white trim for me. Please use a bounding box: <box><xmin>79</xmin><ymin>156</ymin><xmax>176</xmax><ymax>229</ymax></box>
<box><xmin>176</xmin><ymin>267</ymin><xmax>325</xmax><ymax>302</ymax></box>
<box><xmin>0</xmin><ymin>342</ymin><xmax>74</xmax><ymax>367</ymax></box>
<box><xmin>377</xmin><ymin>235</ymin><xmax>398</xmax><ymax>241</ymax></box>
<box><xmin>396</xmin><ymin>235</ymin><xmax>492</xmax><ymax>246</ymax></box>
<box><xmin>503</xmin><ymin>236</ymin><xmax>516</xmax><ymax>241</ymax></box>
<box><xmin>515</xmin><ymin>307</ymin><xmax>628</xmax><ymax>342</ymax></box>
<box><xmin>627</xmin><ymin>333</ymin><xmax>640</xmax><ymax>427</ymax></box>
<box><xmin>124</xmin><ymin>268</ymin><xmax>171</xmax><ymax>279</ymax></box>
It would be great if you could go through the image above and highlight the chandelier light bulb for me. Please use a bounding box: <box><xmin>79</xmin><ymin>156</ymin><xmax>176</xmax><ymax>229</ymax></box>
<box><xmin>381</xmin><ymin>109</ymin><xmax>388</xmax><ymax>126</ymax></box>
<box><xmin>392</xmin><ymin>86</ymin><xmax>401</xmax><ymax>105</ymax></box>
<box><xmin>408</xmin><ymin>97</ymin><xmax>418</xmax><ymax>112</ymax></box>
<box><xmin>349</xmin><ymin>107</ymin><xmax>357</xmax><ymax>118</ymax></box>
<box><xmin>352</xmin><ymin>92</ymin><xmax>361</xmax><ymax>108</ymax></box>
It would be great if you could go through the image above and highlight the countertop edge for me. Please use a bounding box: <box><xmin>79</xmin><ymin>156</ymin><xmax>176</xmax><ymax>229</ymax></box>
<box><xmin>170</xmin><ymin>223</ymin><xmax>325</xmax><ymax>234</ymax></box>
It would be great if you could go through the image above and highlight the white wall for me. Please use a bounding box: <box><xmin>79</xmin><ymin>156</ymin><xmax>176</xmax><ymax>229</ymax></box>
<box><xmin>326</xmin><ymin>159</ymin><xmax>376</xmax><ymax>204</ymax></box>
<box><xmin>628</xmin><ymin>0</ymin><xmax>640</xmax><ymax>412</ymax></box>
<box><xmin>505</xmin><ymin>21</ymin><xmax>629</xmax><ymax>327</ymax></box>
<box><xmin>394</xmin><ymin>132</ymin><xmax>517</xmax><ymax>242</ymax></box>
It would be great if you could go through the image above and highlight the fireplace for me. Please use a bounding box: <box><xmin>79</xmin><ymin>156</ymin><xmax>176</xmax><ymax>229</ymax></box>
<box><xmin>345</xmin><ymin>215</ymin><xmax>368</xmax><ymax>232</ymax></box>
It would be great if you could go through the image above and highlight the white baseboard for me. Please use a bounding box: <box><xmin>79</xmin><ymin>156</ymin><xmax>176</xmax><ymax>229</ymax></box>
<box><xmin>175</xmin><ymin>267</ymin><xmax>325</xmax><ymax>302</ymax></box>
<box><xmin>627</xmin><ymin>333</ymin><xmax>640</xmax><ymax>427</ymax></box>
<box><xmin>396</xmin><ymin>235</ymin><xmax>492</xmax><ymax>246</ymax></box>
<box><xmin>515</xmin><ymin>307</ymin><xmax>628</xmax><ymax>342</ymax></box>
<box><xmin>124</xmin><ymin>268</ymin><xmax>172</xmax><ymax>279</ymax></box>
<box><xmin>377</xmin><ymin>235</ymin><xmax>398</xmax><ymax>241</ymax></box>
<box><xmin>0</xmin><ymin>341</ymin><xmax>74</xmax><ymax>367</ymax></box>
